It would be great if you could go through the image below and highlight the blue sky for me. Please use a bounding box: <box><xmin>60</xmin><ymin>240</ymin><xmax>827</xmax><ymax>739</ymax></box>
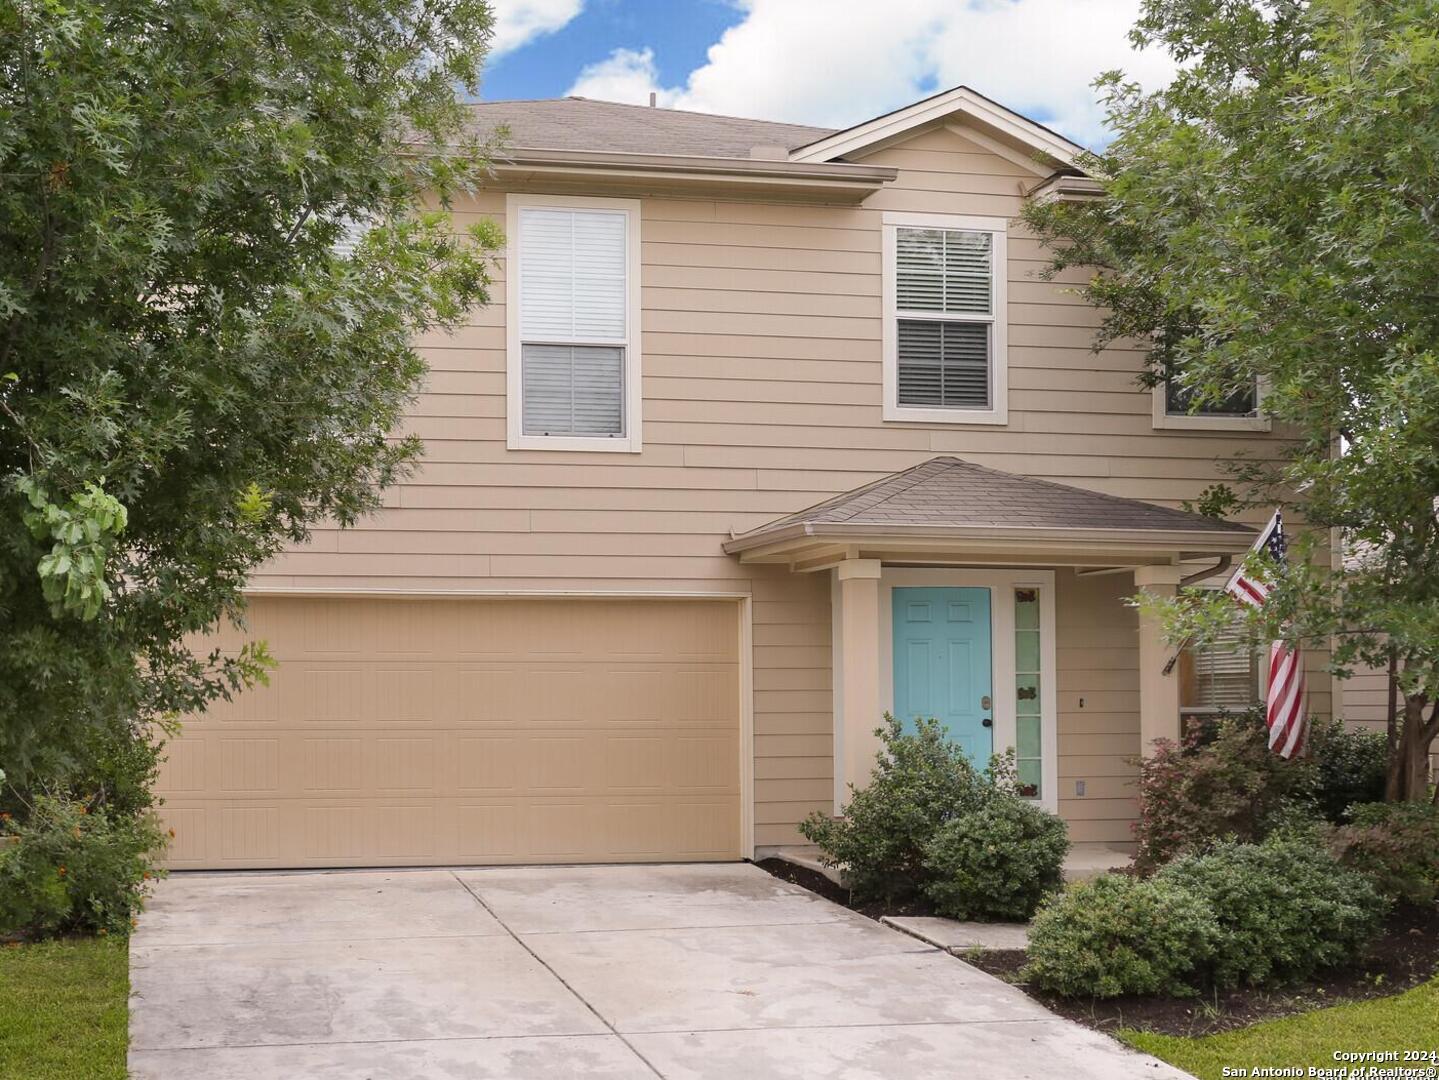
<box><xmin>481</xmin><ymin>0</ymin><xmax>1178</xmax><ymax>149</ymax></box>
<box><xmin>483</xmin><ymin>0</ymin><xmax>742</xmax><ymax>103</ymax></box>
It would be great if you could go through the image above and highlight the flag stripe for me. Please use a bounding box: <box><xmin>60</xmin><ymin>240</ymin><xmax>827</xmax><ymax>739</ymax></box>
<box><xmin>1225</xmin><ymin>509</ymin><xmax>1308</xmax><ymax>759</ymax></box>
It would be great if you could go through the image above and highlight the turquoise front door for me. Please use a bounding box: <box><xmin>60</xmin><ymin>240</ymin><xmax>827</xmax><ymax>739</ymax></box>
<box><xmin>892</xmin><ymin>587</ymin><xmax>993</xmax><ymax>763</ymax></box>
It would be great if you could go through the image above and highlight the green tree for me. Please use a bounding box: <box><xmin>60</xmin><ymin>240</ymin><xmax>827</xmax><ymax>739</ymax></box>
<box><xmin>1022</xmin><ymin>0</ymin><xmax>1439</xmax><ymax>801</ymax></box>
<box><xmin>1</xmin><ymin>0</ymin><xmax>501</xmax><ymax>787</ymax></box>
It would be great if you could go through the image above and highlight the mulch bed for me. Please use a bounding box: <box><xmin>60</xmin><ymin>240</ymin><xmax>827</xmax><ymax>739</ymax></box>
<box><xmin>756</xmin><ymin>857</ymin><xmax>1439</xmax><ymax>1037</ymax></box>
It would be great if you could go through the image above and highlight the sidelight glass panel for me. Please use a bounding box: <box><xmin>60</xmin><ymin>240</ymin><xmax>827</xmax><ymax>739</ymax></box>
<box><xmin>1013</xmin><ymin>588</ymin><xmax>1043</xmax><ymax>799</ymax></box>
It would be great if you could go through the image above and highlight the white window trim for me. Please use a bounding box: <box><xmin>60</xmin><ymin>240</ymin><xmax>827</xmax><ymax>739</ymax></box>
<box><xmin>505</xmin><ymin>193</ymin><xmax>643</xmax><ymax>453</ymax></box>
<box><xmin>881</xmin><ymin>211</ymin><xmax>1009</xmax><ymax>426</ymax></box>
<box><xmin>1152</xmin><ymin>378</ymin><xmax>1271</xmax><ymax>432</ymax></box>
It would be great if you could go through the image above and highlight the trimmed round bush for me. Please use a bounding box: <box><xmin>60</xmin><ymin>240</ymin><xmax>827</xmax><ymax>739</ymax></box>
<box><xmin>799</xmin><ymin>715</ymin><xmax>986</xmax><ymax>902</ymax></box>
<box><xmin>1022</xmin><ymin>874</ymin><xmax>1218</xmax><ymax>998</ymax></box>
<box><xmin>921</xmin><ymin>795</ymin><xmax>1069</xmax><ymax>920</ymax></box>
<box><xmin>1156</xmin><ymin>838</ymin><xmax>1387</xmax><ymax>989</ymax></box>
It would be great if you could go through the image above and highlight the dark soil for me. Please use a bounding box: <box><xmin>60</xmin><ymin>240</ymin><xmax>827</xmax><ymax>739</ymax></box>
<box><xmin>756</xmin><ymin>857</ymin><xmax>939</xmax><ymax>920</ymax></box>
<box><xmin>755</xmin><ymin>857</ymin><xmax>1439</xmax><ymax>1037</ymax></box>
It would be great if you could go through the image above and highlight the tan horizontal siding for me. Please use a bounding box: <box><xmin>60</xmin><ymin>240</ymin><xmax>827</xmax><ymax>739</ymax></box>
<box><xmin>248</xmin><ymin>121</ymin><xmax>1316</xmax><ymax>848</ymax></box>
<box><xmin>1055</xmin><ymin>570</ymin><xmax>1141</xmax><ymax>844</ymax></box>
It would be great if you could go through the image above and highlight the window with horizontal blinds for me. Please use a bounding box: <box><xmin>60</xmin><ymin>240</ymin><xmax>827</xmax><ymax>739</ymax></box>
<box><xmin>1180</xmin><ymin>618</ymin><xmax>1261</xmax><ymax>713</ymax></box>
<box><xmin>896</xmin><ymin>320</ymin><xmax>990</xmax><ymax>409</ymax></box>
<box><xmin>893</xmin><ymin>226</ymin><xmax>995</xmax><ymax>411</ymax></box>
<box><xmin>896</xmin><ymin>228</ymin><xmax>991</xmax><ymax>314</ymax></box>
<box><xmin>517</xmin><ymin>206</ymin><xmax>629</xmax><ymax>438</ymax></box>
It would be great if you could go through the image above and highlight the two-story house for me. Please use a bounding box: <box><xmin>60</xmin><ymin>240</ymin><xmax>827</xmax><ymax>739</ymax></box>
<box><xmin>156</xmin><ymin>87</ymin><xmax>1330</xmax><ymax>870</ymax></box>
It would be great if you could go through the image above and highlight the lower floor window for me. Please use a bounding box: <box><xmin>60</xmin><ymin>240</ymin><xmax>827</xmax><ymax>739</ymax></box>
<box><xmin>1178</xmin><ymin>614</ymin><xmax>1261</xmax><ymax>718</ymax></box>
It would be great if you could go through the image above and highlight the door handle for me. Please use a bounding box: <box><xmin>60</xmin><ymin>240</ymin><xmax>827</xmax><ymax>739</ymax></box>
<box><xmin>980</xmin><ymin>695</ymin><xmax>992</xmax><ymax>710</ymax></box>
<box><xmin>982</xmin><ymin>717</ymin><xmax>993</xmax><ymax>728</ymax></box>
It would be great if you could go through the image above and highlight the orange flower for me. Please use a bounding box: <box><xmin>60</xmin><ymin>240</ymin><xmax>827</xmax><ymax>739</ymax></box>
<box><xmin>56</xmin><ymin>866</ymin><xmax>66</xmax><ymax>877</ymax></box>
<box><xmin>167</xmin><ymin>828</ymin><xmax>176</xmax><ymax>839</ymax></box>
<box><xmin>0</xmin><ymin>812</ymin><xmax>11</xmax><ymax>822</ymax></box>
<box><xmin>142</xmin><ymin>871</ymin><xmax>151</xmax><ymax>880</ymax></box>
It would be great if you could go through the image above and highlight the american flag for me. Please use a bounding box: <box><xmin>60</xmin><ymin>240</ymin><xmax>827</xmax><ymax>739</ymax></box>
<box><xmin>1224</xmin><ymin>510</ymin><xmax>1307</xmax><ymax>758</ymax></box>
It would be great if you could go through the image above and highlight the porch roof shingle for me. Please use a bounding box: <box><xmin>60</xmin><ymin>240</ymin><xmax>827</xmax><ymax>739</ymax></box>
<box><xmin>724</xmin><ymin>457</ymin><xmax>1253</xmax><ymax>551</ymax></box>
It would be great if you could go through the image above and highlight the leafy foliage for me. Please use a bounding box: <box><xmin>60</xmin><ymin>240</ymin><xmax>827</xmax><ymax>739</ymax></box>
<box><xmin>799</xmin><ymin>716</ymin><xmax>988</xmax><ymax>902</ymax></box>
<box><xmin>1331</xmin><ymin>800</ymin><xmax>1439</xmax><ymax>905</ymax></box>
<box><xmin>0</xmin><ymin>794</ymin><xmax>166</xmax><ymax>937</ymax></box>
<box><xmin>1309</xmin><ymin>719</ymin><xmax>1389</xmax><ymax>823</ymax></box>
<box><xmin>1023</xmin><ymin>0</ymin><xmax>1439</xmax><ymax>799</ymax></box>
<box><xmin>0</xmin><ymin>0</ymin><xmax>502</xmax><ymax>782</ymax></box>
<box><xmin>921</xmin><ymin>794</ymin><xmax>1068</xmax><ymax>920</ymax></box>
<box><xmin>1132</xmin><ymin>711</ymin><xmax>1316</xmax><ymax>871</ymax></box>
<box><xmin>1023</xmin><ymin>874</ymin><xmax>1220</xmax><ymax>999</ymax></box>
<box><xmin>1157</xmin><ymin>839</ymin><xmax>1387</xmax><ymax>989</ymax></box>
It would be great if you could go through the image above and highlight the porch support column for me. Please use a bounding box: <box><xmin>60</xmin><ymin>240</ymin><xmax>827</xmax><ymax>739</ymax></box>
<box><xmin>1134</xmin><ymin>564</ymin><xmax>1183</xmax><ymax>755</ymax></box>
<box><xmin>837</xmin><ymin>559</ymin><xmax>884</xmax><ymax>802</ymax></box>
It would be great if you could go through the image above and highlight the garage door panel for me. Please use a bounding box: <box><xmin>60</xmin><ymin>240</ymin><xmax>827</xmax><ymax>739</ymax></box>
<box><xmin>160</xmin><ymin>597</ymin><xmax>742</xmax><ymax>868</ymax></box>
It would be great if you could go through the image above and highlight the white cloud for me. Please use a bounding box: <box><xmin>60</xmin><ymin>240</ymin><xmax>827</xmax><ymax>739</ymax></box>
<box><xmin>490</xmin><ymin>0</ymin><xmax>584</xmax><ymax>59</ymax></box>
<box><xmin>568</xmin><ymin>47</ymin><xmax>679</xmax><ymax>108</ymax></box>
<box><xmin>565</xmin><ymin>0</ymin><xmax>1176</xmax><ymax>147</ymax></box>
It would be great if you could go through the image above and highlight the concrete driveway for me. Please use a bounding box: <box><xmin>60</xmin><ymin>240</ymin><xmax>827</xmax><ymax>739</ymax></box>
<box><xmin>129</xmin><ymin>864</ymin><xmax>1185</xmax><ymax>1079</ymax></box>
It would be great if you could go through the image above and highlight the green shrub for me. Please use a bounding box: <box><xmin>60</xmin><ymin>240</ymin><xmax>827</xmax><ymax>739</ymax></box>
<box><xmin>1331</xmin><ymin>801</ymin><xmax>1439</xmax><ymax>905</ymax></box>
<box><xmin>1309</xmin><ymin>719</ymin><xmax>1388</xmax><ymax>823</ymax></box>
<box><xmin>1133</xmin><ymin>710</ymin><xmax>1317</xmax><ymax>871</ymax></box>
<box><xmin>921</xmin><ymin>795</ymin><xmax>1068</xmax><ymax>920</ymax></box>
<box><xmin>1157</xmin><ymin>838</ymin><xmax>1387</xmax><ymax>989</ymax></box>
<box><xmin>0</xmin><ymin>795</ymin><xmax>167</xmax><ymax>938</ymax></box>
<box><xmin>1023</xmin><ymin>874</ymin><xmax>1218</xmax><ymax>998</ymax></box>
<box><xmin>799</xmin><ymin>715</ymin><xmax>986</xmax><ymax>902</ymax></box>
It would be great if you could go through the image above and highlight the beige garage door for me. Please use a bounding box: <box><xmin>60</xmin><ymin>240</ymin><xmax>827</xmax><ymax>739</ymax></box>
<box><xmin>157</xmin><ymin>596</ymin><xmax>742</xmax><ymax>868</ymax></box>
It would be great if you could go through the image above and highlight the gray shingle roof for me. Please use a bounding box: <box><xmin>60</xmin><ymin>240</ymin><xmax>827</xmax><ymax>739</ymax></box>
<box><xmin>731</xmin><ymin>457</ymin><xmax>1254</xmax><ymax>543</ymax></box>
<box><xmin>467</xmin><ymin>97</ymin><xmax>835</xmax><ymax>158</ymax></box>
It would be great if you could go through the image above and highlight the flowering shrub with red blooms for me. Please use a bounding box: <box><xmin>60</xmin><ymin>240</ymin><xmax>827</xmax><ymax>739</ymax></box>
<box><xmin>1132</xmin><ymin>711</ymin><xmax>1315</xmax><ymax>872</ymax></box>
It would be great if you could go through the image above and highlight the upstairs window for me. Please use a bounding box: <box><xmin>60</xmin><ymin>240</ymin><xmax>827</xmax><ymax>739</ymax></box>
<box><xmin>1154</xmin><ymin>360</ymin><xmax>1267</xmax><ymax>430</ymax></box>
<box><xmin>1165</xmin><ymin>371</ymin><xmax>1258</xmax><ymax>419</ymax></box>
<box><xmin>883</xmin><ymin>213</ymin><xmax>1008</xmax><ymax>425</ymax></box>
<box><xmin>506</xmin><ymin>195</ymin><xmax>642</xmax><ymax>452</ymax></box>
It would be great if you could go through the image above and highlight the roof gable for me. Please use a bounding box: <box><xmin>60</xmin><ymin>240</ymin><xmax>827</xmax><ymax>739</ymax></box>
<box><xmin>788</xmin><ymin>85</ymin><xmax>1085</xmax><ymax>173</ymax></box>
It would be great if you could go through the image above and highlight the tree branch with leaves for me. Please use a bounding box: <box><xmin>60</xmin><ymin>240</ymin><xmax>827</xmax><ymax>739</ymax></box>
<box><xmin>1024</xmin><ymin>0</ymin><xmax>1439</xmax><ymax>799</ymax></box>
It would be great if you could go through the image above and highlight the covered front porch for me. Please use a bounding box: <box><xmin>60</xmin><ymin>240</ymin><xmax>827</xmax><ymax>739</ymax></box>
<box><xmin>725</xmin><ymin>457</ymin><xmax>1256</xmax><ymax>844</ymax></box>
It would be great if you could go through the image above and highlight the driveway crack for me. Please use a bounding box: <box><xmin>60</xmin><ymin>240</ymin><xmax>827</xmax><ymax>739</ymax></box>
<box><xmin>451</xmin><ymin>871</ymin><xmax>667</xmax><ymax>1079</ymax></box>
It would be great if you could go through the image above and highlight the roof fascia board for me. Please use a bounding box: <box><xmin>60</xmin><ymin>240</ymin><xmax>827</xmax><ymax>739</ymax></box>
<box><xmin>497</xmin><ymin>147</ymin><xmax>896</xmax><ymax>185</ymax></box>
<box><xmin>789</xmin><ymin>86</ymin><xmax>1083</xmax><ymax>168</ymax></box>
<box><xmin>723</xmin><ymin>521</ymin><xmax>1255</xmax><ymax>556</ymax></box>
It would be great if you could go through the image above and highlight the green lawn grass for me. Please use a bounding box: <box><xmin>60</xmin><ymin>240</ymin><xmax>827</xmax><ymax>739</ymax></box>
<box><xmin>0</xmin><ymin>937</ymin><xmax>129</xmax><ymax>1080</ymax></box>
<box><xmin>1123</xmin><ymin>977</ymin><xmax>1439</xmax><ymax>1079</ymax></box>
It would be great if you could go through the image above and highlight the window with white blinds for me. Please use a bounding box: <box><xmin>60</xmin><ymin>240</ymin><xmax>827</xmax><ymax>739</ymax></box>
<box><xmin>883</xmin><ymin>215</ymin><xmax>1007</xmax><ymax>424</ymax></box>
<box><xmin>1180</xmin><ymin>617</ymin><xmax>1261</xmax><ymax>713</ymax></box>
<box><xmin>506</xmin><ymin>197</ymin><xmax>641</xmax><ymax>451</ymax></box>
